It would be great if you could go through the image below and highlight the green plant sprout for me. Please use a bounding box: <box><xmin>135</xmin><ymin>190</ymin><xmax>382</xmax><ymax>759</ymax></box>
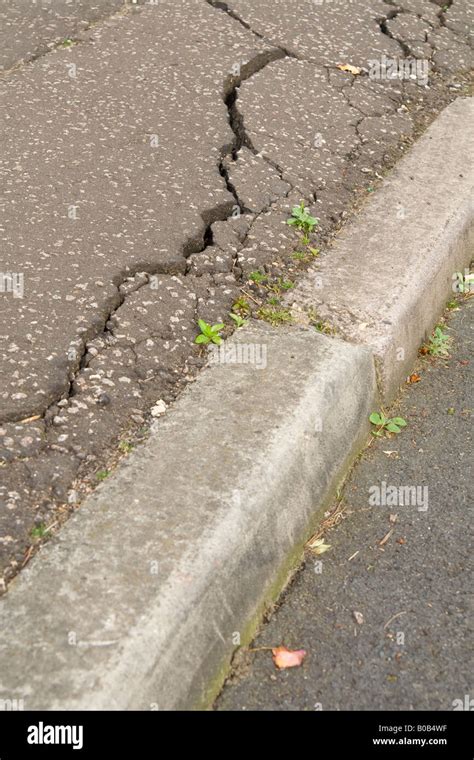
<box><xmin>257</xmin><ymin>306</ymin><xmax>293</xmax><ymax>326</ymax></box>
<box><xmin>31</xmin><ymin>524</ymin><xmax>47</xmax><ymax>539</ymax></box>
<box><xmin>422</xmin><ymin>326</ymin><xmax>451</xmax><ymax>357</ymax></box>
<box><xmin>195</xmin><ymin>319</ymin><xmax>224</xmax><ymax>345</ymax></box>
<box><xmin>232</xmin><ymin>296</ymin><xmax>251</xmax><ymax>315</ymax></box>
<box><xmin>229</xmin><ymin>313</ymin><xmax>248</xmax><ymax>328</ymax></box>
<box><xmin>369</xmin><ymin>412</ymin><xmax>407</xmax><ymax>436</ymax></box>
<box><xmin>287</xmin><ymin>201</ymin><xmax>319</xmax><ymax>242</ymax></box>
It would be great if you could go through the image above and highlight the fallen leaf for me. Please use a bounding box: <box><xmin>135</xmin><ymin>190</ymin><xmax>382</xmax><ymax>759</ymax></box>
<box><xmin>407</xmin><ymin>372</ymin><xmax>421</xmax><ymax>384</ymax></box>
<box><xmin>337</xmin><ymin>63</ymin><xmax>361</xmax><ymax>75</ymax></box>
<box><xmin>353</xmin><ymin>610</ymin><xmax>364</xmax><ymax>625</ymax></box>
<box><xmin>272</xmin><ymin>645</ymin><xmax>307</xmax><ymax>669</ymax></box>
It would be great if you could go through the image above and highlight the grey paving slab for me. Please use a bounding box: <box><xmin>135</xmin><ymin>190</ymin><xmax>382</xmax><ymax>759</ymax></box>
<box><xmin>216</xmin><ymin>299</ymin><xmax>473</xmax><ymax>711</ymax></box>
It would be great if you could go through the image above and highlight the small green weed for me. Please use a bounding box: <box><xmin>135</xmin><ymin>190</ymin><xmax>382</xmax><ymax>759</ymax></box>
<box><xmin>31</xmin><ymin>524</ymin><xmax>47</xmax><ymax>539</ymax></box>
<box><xmin>232</xmin><ymin>296</ymin><xmax>251</xmax><ymax>315</ymax></box>
<box><xmin>287</xmin><ymin>201</ymin><xmax>319</xmax><ymax>237</ymax></box>
<box><xmin>118</xmin><ymin>440</ymin><xmax>134</xmax><ymax>454</ymax></box>
<box><xmin>421</xmin><ymin>326</ymin><xmax>451</xmax><ymax>357</ymax></box>
<box><xmin>369</xmin><ymin>412</ymin><xmax>407</xmax><ymax>437</ymax></box>
<box><xmin>229</xmin><ymin>313</ymin><xmax>248</xmax><ymax>328</ymax></box>
<box><xmin>195</xmin><ymin>319</ymin><xmax>224</xmax><ymax>345</ymax></box>
<box><xmin>257</xmin><ymin>307</ymin><xmax>293</xmax><ymax>326</ymax></box>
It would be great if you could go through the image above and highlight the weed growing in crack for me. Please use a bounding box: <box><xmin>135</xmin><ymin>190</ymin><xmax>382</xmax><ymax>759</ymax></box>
<box><xmin>272</xmin><ymin>277</ymin><xmax>295</xmax><ymax>292</ymax></box>
<box><xmin>369</xmin><ymin>412</ymin><xmax>407</xmax><ymax>437</ymax></box>
<box><xmin>232</xmin><ymin>296</ymin><xmax>251</xmax><ymax>315</ymax></box>
<box><xmin>118</xmin><ymin>440</ymin><xmax>134</xmax><ymax>454</ymax></box>
<box><xmin>257</xmin><ymin>306</ymin><xmax>293</xmax><ymax>326</ymax></box>
<box><xmin>292</xmin><ymin>247</ymin><xmax>320</xmax><ymax>263</ymax></box>
<box><xmin>420</xmin><ymin>326</ymin><xmax>451</xmax><ymax>357</ymax></box>
<box><xmin>287</xmin><ymin>201</ymin><xmax>319</xmax><ymax>244</ymax></box>
<box><xmin>195</xmin><ymin>319</ymin><xmax>225</xmax><ymax>346</ymax></box>
<box><xmin>30</xmin><ymin>524</ymin><xmax>47</xmax><ymax>539</ymax></box>
<box><xmin>248</xmin><ymin>274</ymin><xmax>294</xmax><ymax>299</ymax></box>
<box><xmin>96</xmin><ymin>469</ymin><xmax>110</xmax><ymax>481</ymax></box>
<box><xmin>306</xmin><ymin>308</ymin><xmax>333</xmax><ymax>334</ymax></box>
<box><xmin>229</xmin><ymin>313</ymin><xmax>248</xmax><ymax>328</ymax></box>
<box><xmin>312</xmin><ymin>320</ymin><xmax>333</xmax><ymax>335</ymax></box>
<box><xmin>249</xmin><ymin>271</ymin><xmax>268</xmax><ymax>285</ymax></box>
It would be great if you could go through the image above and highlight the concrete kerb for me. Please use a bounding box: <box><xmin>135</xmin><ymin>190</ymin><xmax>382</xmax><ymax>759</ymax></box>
<box><xmin>289</xmin><ymin>97</ymin><xmax>474</xmax><ymax>403</ymax></box>
<box><xmin>0</xmin><ymin>98</ymin><xmax>472</xmax><ymax>711</ymax></box>
<box><xmin>0</xmin><ymin>326</ymin><xmax>378</xmax><ymax>710</ymax></box>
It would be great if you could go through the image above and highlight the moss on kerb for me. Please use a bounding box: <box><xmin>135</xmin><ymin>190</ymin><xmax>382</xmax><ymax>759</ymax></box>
<box><xmin>197</xmin><ymin>532</ymin><xmax>308</xmax><ymax>711</ymax></box>
<box><xmin>193</xmin><ymin>425</ymin><xmax>373</xmax><ymax>711</ymax></box>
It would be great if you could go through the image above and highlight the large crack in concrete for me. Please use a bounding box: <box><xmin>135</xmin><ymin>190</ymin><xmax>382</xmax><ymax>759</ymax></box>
<box><xmin>205</xmin><ymin>0</ymin><xmax>300</xmax><ymax>60</ymax></box>
<box><xmin>4</xmin><ymin>45</ymin><xmax>289</xmax><ymax>433</ymax></box>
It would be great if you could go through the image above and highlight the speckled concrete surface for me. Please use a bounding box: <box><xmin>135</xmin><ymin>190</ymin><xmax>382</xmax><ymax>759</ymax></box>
<box><xmin>0</xmin><ymin>0</ymin><xmax>134</xmax><ymax>71</ymax></box>
<box><xmin>0</xmin><ymin>0</ymin><xmax>472</xmax><ymax>589</ymax></box>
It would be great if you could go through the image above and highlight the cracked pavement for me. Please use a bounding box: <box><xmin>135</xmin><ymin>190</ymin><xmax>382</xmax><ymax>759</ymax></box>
<box><xmin>0</xmin><ymin>0</ymin><xmax>472</xmax><ymax>589</ymax></box>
